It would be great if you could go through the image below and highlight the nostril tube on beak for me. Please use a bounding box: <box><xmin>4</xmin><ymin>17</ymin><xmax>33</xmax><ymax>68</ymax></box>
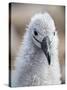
<box><xmin>41</xmin><ymin>37</ymin><xmax>51</xmax><ymax>65</ymax></box>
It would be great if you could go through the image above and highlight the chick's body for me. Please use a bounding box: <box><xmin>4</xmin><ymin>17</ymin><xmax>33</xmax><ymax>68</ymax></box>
<box><xmin>12</xmin><ymin>13</ymin><xmax>61</xmax><ymax>87</ymax></box>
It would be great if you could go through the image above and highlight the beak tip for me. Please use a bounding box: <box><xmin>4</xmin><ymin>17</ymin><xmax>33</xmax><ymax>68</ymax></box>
<box><xmin>48</xmin><ymin>62</ymin><xmax>50</xmax><ymax>65</ymax></box>
<box><xmin>47</xmin><ymin>53</ymin><xmax>51</xmax><ymax>65</ymax></box>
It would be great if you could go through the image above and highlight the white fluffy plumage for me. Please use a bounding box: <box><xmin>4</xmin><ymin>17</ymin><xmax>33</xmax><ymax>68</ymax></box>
<box><xmin>12</xmin><ymin>12</ymin><xmax>61</xmax><ymax>87</ymax></box>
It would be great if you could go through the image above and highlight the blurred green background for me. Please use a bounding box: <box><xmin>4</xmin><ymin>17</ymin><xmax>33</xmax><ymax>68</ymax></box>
<box><xmin>10</xmin><ymin>3</ymin><xmax>65</xmax><ymax>83</ymax></box>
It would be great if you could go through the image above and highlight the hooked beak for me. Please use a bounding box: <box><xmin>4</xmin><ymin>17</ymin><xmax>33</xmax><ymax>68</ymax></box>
<box><xmin>41</xmin><ymin>37</ymin><xmax>51</xmax><ymax>65</ymax></box>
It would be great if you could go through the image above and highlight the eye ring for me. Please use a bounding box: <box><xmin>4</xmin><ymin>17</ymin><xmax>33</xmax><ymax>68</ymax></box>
<box><xmin>34</xmin><ymin>30</ymin><xmax>38</xmax><ymax>36</ymax></box>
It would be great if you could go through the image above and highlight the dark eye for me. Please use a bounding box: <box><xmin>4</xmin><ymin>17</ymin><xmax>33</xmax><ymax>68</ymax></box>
<box><xmin>34</xmin><ymin>30</ymin><xmax>38</xmax><ymax>36</ymax></box>
<box><xmin>53</xmin><ymin>32</ymin><xmax>55</xmax><ymax>36</ymax></box>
